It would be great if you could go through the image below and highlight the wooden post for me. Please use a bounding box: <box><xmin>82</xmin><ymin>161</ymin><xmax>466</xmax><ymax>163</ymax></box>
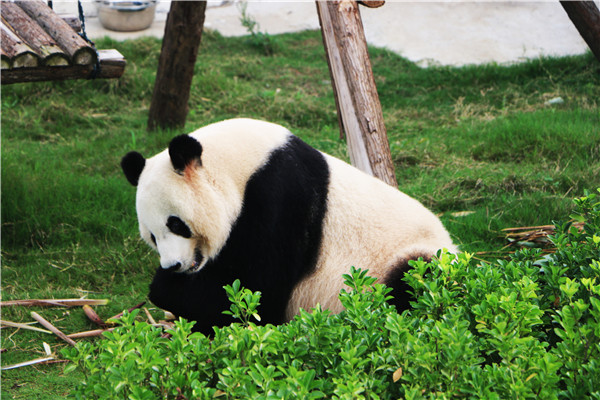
<box><xmin>316</xmin><ymin>0</ymin><xmax>397</xmax><ymax>187</ymax></box>
<box><xmin>560</xmin><ymin>1</ymin><xmax>600</xmax><ymax>63</ymax></box>
<box><xmin>148</xmin><ymin>1</ymin><xmax>207</xmax><ymax>131</ymax></box>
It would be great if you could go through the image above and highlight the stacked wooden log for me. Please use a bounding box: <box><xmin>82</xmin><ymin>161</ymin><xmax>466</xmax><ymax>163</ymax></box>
<box><xmin>1</xmin><ymin>0</ymin><xmax>125</xmax><ymax>84</ymax></box>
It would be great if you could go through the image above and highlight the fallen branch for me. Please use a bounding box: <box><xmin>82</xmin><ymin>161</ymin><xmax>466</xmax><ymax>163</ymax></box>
<box><xmin>0</xmin><ymin>319</ymin><xmax>52</xmax><ymax>334</ymax></box>
<box><xmin>30</xmin><ymin>312</ymin><xmax>77</xmax><ymax>346</ymax></box>
<box><xmin>0</xmin><ymin>298</ymin><xmax>108</xmax><ymax>308</ymax></box>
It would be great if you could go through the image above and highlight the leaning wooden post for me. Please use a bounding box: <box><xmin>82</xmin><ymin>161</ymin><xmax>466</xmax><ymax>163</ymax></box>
<box><xmin>148</xmin><ymin>1</ymin><xmax>207</xmax><ymax>131</ymax></box>
<box><xmin>316</xmin><ymin>0</ymin><xmax>397</xmax><ymax>187</ymax></box>
<box><xmin>560</xmin><ymin>1</ymin><xmax>600</xmax><ymax>63</ymax></box>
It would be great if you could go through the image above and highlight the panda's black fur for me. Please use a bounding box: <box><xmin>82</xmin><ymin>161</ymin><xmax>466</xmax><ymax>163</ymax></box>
<box><xmin>146</xmin><ymin>136</ymin><xmax>330</xmax><ymax>334</ymax></box>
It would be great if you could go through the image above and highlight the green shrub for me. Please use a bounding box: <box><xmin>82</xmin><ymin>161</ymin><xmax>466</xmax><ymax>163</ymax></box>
<box><xmin>63</xmin><ymin>190</ymin><xmax>600</xmax><ymax>399</ymax></box>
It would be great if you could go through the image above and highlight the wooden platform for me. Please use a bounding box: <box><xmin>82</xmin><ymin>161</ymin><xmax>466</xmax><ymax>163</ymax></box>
<box><xmin>1</xmin><ymin>0</ymin><xmax>126</xmax><ymax>84</ymax></box>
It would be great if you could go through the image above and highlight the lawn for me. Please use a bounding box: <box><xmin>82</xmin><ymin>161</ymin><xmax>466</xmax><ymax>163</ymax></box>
<box><xmin>1</xmin><ymin>29</ymin><xmax>598</xmax><ymax>398</ymax></box>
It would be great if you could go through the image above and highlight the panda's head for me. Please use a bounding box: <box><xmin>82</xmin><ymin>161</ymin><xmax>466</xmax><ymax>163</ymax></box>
<box><xmin>121</xmin><ymin>134</ymin><xmax>239</xmax><ymax>274</ymax></box>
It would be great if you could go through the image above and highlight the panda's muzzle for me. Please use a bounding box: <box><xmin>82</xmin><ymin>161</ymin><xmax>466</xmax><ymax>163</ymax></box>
<box><xmin>186</xmin><ymin>249</ymin><xmax>205</xmax><ymax>274</ymax></box>
<box><xmin>161</xmin><ymin>248</ymin><xmax>204</xmax><ymax>274</ymax></box>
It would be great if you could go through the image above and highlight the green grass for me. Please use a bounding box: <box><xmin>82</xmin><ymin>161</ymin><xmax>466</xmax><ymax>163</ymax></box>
<box><xmin>1</xmin><ymin>29</ymin><xmax>598</xmax><ymax>398</ymax></box>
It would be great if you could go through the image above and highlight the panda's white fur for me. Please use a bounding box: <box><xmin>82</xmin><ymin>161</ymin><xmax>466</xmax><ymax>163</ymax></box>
<box><xmin>286</xmin><ymin>153</ymin><xmax>457</xmax><ymax>318</ymax></box>
<box><xmin>122</xmin><ymin>118</ymin><xmax>457</xmax><ymax>334</ymax></box>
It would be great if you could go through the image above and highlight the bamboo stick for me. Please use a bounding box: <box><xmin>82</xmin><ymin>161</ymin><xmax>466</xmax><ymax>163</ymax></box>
<box><xmin>1</xmin><ymin>356</ymin><xmax>55</xmax><ymax>370</ymax></box>
<box><xmin>0</xmin><ymin>319</ymin><xmax>52</xmax><ymax>334</ymax></box>
<box><xmin>144</xmin><ymin>307</ymin><xmax>157</xmax><ymax>325</ymax></box>
<box><xmin>82</xmin><ymin>305</ymin><xmax>108</xmax><ymax>328</ymax></box>
<box><xmin>67</xmin><ymin>328</ymin><xmax>115</xmax><ymax>339</ymax></box>
<box><xmin>30</xmin><ymin>312</ymin><xmax>77</xmax><ymax>346</ymax></box>
<box><xmin>0</xmin><ymin>298</ymin><xmax>109</xmax><ymax>307</ymax></box>
<box><xmin>106</xmin><ymin>301</ymin><xmax>146</xmax><ymax>323</ymax></box>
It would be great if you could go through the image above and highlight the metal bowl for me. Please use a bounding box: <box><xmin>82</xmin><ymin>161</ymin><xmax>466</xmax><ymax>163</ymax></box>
<box><xmin>96</xmin><ymin>1</ymin><xmax>157</xmax><ymax>32</ymax></box>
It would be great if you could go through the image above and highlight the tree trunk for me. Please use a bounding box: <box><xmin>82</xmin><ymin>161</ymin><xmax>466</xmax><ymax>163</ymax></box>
<box><xmin>560</xmin><ymin>1</ymin><xmax>600</xmax><ymax>63</ymax></box>
<box><xmin>316</xmin><ymin>0</ymin><xmax>397</xmax><ymax>187</ymax></box>
<box><xmin>148</xmin><ymin>1</ymin><xmax>207</xmax><ymax>131</ymax></box>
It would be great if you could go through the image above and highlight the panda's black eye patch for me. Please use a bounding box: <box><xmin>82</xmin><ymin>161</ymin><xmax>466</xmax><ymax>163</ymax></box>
<box><xmin>150</xmin><ymin>233</ymin><xmax>157</xmax><ymax>245</ymax></box>
<box><xmin>167</xmin><ymin>216</ymin><xmax>192</xmax><ymax>238</ymax></box>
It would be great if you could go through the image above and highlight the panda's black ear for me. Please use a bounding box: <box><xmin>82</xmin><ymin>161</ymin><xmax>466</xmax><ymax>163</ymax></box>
<box><xmin>121</xmin><ymin>151</ymin><xmax>146</xmax><ymax>186</ymax></box>
<box><xmin>168</xmin><ymin>134</ymin><xmax>203</xmax><ymax>174</ymax></box>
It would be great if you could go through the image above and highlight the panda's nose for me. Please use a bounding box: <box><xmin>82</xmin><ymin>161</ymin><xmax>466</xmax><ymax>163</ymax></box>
<box><xmin>163</xmin><ymin>262</ymin><xmax>181</xmax><ymax>271</ymax></box>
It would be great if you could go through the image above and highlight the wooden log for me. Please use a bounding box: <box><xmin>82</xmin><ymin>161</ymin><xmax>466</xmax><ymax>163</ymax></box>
<box><xmin>1</xmin><ymin>18</ymin><xmax>40</xmax><ymax>68</ymax></box>
<box><xmin>1</xmin><ymin>48</ymin><xmax>11</xmax><ymax>69</ymax></box>
<box><xmin>1</xmin><ymin>1</ymin><xmax>69</xmax><ymax>66</ymax></box>
<box><xmin>16</xmin><ymin>0</ymin><xmax>97</xmax><ymax>65</ymax></box>
<box><xmin>1</xmin><ymin>49</ymin><xmax>126</xmax><ymax>84</ymax></box>
<box><xmin>358</xmin><ymin>1</ymin><xmax>385</xmax><ymax>8</ymax></box>
<box><xmin>316</xmin><ymin>0</ymin><xmax>397</xmax><ymax>187</ymax></box>
<box><xmin>560</xmin><ymin>1</ymin><xmax>600</xmax><ymax>63</ymax></box>
<box><xmin>60</xmin><ymin>14</ymin><xmax>81</xmax><ymax>33</ymax></box>
<box><xmin>148</xmin><ymin>1</ymin><xmax>207</xmax><ymax>131</ymax></box>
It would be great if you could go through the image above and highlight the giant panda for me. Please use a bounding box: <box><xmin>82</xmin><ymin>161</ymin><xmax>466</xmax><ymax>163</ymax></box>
<box><xmin>121</xmin><ymin>118</ymin><xmax>457</xmax><ymax>335</ymax></box>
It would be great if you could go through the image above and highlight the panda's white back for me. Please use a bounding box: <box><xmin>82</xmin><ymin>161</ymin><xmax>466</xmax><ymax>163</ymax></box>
<box><xmin>286</xmin><ymin>152</ymin><xmax>457</xmax><ymax>318</ymax></box>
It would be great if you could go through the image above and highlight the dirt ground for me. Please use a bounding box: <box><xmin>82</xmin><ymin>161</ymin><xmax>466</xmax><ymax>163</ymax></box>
<box><xmin>59</xmin><ymin>1</ymin><xmax>591</xmax><ymax>66</ymax></box>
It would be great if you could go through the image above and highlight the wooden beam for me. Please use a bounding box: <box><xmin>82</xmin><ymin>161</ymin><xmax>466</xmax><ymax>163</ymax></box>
<box><xmin>1</xmin><ymin>49</ymin><xmax>126</xmax><ymax>84</ymax></box>
<box><xmin>316</xmin><ymin>0</ymin><xmax>397</xmax><ymax>187</ymax></box>
<box><xmin>560</xmin><ymin>1</ymin><xmax>600</xmax><ymax>63</ymax></box>
<box><xmin>148</xmin><ymin>1</ymin><xmax>207</xmax><ymax>131</ymax></box>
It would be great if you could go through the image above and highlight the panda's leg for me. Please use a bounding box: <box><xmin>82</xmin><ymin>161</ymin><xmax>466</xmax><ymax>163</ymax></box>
<box><xmin>382</xmin><ymin>255</ymin><xmax>431</xmax><ymax>312</ymax></box>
